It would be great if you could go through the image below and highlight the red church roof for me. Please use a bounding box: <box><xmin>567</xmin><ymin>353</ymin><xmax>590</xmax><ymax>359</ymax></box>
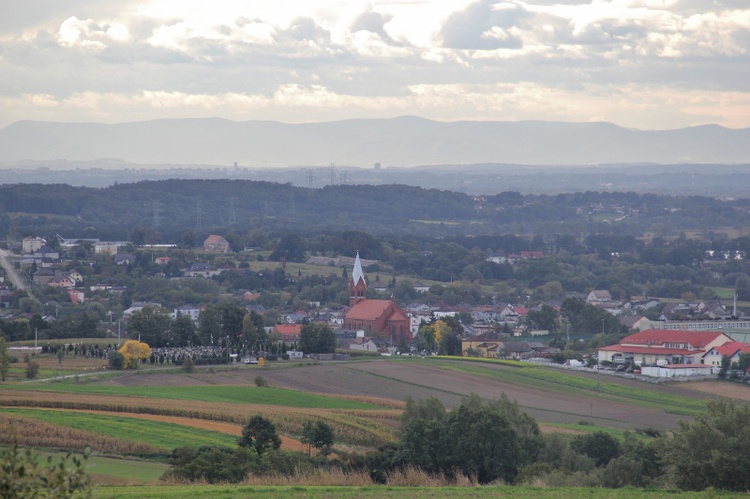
<box><xmin>347</xmin><ymin>299</ymin><xmax>393</xmax><ymax>320</ymax></box>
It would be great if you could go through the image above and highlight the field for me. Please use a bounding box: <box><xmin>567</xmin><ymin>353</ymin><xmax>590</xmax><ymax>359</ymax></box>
<box><xmin>3</xmin><ymin>354</ymin><xmax>750</xmax><ymax>491</ymax></box>
<box><xmin>92</xmin><ymin>484</ymin><xmax>740</xmax><ymax>499</ymax></box>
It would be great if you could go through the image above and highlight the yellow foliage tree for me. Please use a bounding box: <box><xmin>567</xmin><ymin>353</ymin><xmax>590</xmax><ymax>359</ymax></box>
<box><xmin>432</xmin><ymin>320</ymin><xmax>448</xmax><ymax>345</ymax></box>
<box><xmin>118</xmin><ymin>340</ymin><xmax>152</xmax><ymax>369</ymax></box>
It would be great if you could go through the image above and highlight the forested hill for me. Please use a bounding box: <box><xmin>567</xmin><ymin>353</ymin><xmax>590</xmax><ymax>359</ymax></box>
<box><xmin>1</xmin><ymin>180</ymin><xmax>748</xmax><ymax>242</ymax></box>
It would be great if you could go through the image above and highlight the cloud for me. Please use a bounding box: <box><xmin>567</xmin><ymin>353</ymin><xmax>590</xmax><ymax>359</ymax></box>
<box><xmin>57</xmin><ymin>16</ymin><xmax>130</xmax><ymax>51</ymax></box>
<box><xmin>0</xmin><ymin>0</ymin><xmax>749</xmax><ymax>130</ymax></box>
<box><xmin>441</xmin><ymin>1</ymin><xmax>529</xmax><ymax>49</ymax></box>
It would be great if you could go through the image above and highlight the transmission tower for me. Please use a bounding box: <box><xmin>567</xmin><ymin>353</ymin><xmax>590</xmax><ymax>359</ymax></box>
<box><xmin>329</xmin><ymin>163</ymin><xmax>337</xmax><ymax>185</ymax></box>
<box><xmin>196</xmin><ymin>197</ymin><xmax>203</xmax><ymax>229</ymax></box>
<box><xmin>289</xmin><ymin>189</ymin><xmax>295</xmax><ymax>214</ymax></box>
<box><xmin>305</xmin><ymin>169</ymin><xmax>315</xmax><ymax>188</ymax></box>
<box><xmin>151</xmin><ymin>201</ymin><xmax>162</xmax><ymax>230</ymax></box>
<box><xmin>228</xmin><ymin>196</ymin><xmax>237</xmax><ymax>225</ymax></box>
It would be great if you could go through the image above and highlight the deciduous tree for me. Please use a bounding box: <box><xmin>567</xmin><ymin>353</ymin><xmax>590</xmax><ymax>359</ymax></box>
<box><xmin>238</xmin><ymin>415</ymin><xmax>281</xmax><ymax>456</ymax></box>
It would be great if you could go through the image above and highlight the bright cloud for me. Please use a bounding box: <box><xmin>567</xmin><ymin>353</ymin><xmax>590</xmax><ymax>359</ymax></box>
<box><xmin>0</xmin><ymin>0</ymin><xmax>748</xmax><ymax>129</ymax></box>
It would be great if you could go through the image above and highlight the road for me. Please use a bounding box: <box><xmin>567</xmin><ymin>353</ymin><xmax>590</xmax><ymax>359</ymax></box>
<box><xmin>0</xmin><ymin>248</ymin><xmax>38</xmax><ymax>302</ymax></box>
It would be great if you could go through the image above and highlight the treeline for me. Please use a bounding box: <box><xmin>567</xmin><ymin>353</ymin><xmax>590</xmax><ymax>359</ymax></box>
<box><xmin>166</xmin><ymin>394</ymin><xmax>750</xmax><ymax>492</ymax></box>
<box><xmin>2</xmin><ymin>180</ymin><xmax>750</xmax><ymax>241</ymax></box>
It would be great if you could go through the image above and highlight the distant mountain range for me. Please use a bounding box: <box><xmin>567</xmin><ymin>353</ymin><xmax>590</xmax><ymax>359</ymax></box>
<box><xmin>1</xmin><ymin>116</ymin><xmax>748</xmax><ymax>167</ymax></box>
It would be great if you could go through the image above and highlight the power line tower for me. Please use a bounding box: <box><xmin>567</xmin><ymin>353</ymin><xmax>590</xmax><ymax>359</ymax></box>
<box><xmin>228</xmin><ymin>196</ymin><xmax>237</xmax><ymax>225</ymax></box>
<box><xmin>329</xmin><ymin>163</ymin><xmax>336</xmax><ymax>185</ymax></box>
<box><xmin>289</xmin><ymin>189</ymin><xmax>295</xmax><ymax>214</ymax></box>
<box><xmin>151</xmin><ymin>201</ymin><xmax>162</xmax><ymax>230</ymax></box>
<box><xmin>305</xmin><ymin>169</ymin><xmax>315</xmax><ymax>188</ymax></box>
<box><xmin>340</xmin><ymin>171</ymin><xmax>349</xmax><ymax>185</ymax></box>
<box><xmin>196</xmin><ymin>197</ymin><xmax>203</xmax><ymax>229</ymax></box>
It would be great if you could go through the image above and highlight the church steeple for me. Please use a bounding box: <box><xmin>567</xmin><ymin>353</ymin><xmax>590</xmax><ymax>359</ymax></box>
<box><xmin>350</xmin><ymin>251</ymin><xmax>367</xmax><ymax>306</ymax></box>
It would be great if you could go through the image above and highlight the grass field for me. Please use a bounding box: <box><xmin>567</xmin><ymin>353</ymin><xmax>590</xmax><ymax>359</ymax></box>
<box><xmin>36</xmin><ymin>451</ymin><xmax>168</xmax><ymax>485</ymax></box>
<box><xmin>92</xmin><ymin>484</ymin><xmax>737</xmax><ymax>498</ymax></box>
<box><xmin>3</xmin><ymin>384</ymin><xmax>387</xmax><ymax>409</ymax></box>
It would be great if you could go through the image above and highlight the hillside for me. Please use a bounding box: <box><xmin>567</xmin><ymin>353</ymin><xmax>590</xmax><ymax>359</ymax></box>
<box><xmin>1</xmin><ymin>117</ymin><xmax>749</xmax><ymax>166</ymax></box>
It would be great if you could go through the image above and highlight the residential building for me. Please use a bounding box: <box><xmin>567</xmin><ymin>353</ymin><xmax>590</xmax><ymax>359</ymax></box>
<box><xmin>203</xmin><ymin>235</ymin><xmax>230</xmax><ymax>253</ymax></box>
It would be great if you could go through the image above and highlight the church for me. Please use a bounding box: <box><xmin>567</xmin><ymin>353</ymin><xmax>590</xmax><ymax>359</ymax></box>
<box><xmin>344</xmin><ymin>252</ymin><xmax>411</xmax><ymax>346</ymax></box>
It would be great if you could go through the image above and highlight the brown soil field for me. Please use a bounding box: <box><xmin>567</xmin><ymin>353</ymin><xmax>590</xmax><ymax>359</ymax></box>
<box><xmin>674</xmin><ymin>380</ymin><xmax>750</xmax><ymax>401</ymax></box>
<box><xmin>99</xmin><ymin>359</ymin><xmax>731</xmax><ymax>431</ymax></box>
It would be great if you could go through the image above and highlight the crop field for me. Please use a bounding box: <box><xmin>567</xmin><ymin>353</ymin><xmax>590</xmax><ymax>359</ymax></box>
<box><xmin>4</xmin><ymin>355</ymin><xmax>750</xmax><ymax>494</ymax></box>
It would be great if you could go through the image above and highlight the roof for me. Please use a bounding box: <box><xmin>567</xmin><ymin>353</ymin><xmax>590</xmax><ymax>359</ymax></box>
<box><xmin>351</xmin><ymin>251</ymin><xmax>365</xmax><ymax>288</ymax></box>
<box><xmin>656</xmin><ymin>364</ymin><xmax>713</xmax><ymax>370</ymax></box>
<box><xmin>347</xmin><ymin>299</ymin><xmax>393</xmax><ymax>320</ymax></box>
<box><xmin>274</xmin><ymin>324</ymin><xmax>302</xmax><ymax>334</ymax></box>
<box><xmin>619</xmin><ymin>329</ymin><xmax>725</xmax><ymax>349</ymax></box>
<box><xmin>204</xmin><ymin>234</ymin><xmax>226</xmax><ymax>243</ymax></box>
<box><xmin>598</xmin><ymin>345</ymin><xmax>703</xmax><ymax>355</ymax></box>
<box><xmin>710</xmin><ymin>342</ymin><xmax>750</xmax><ymax>357</ymax></box>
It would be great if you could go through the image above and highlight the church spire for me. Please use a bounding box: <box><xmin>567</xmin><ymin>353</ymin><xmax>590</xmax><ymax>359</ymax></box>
<box><xmin>350</xmin><ymin>251</ymin><xmax>367</xmax><ymax>306</ymax></box>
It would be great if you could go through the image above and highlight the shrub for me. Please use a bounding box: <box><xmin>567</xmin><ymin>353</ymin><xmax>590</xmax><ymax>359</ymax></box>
<box><xmin>0</xmin><ymin>445</ymin><xmax>91</xmax><ymax>498</ymax></box>
<box><xmin>254</xmin><ymin>376</ymin><xmax>268</xmax><ymax>387</ymax></box>
<box><xmin>25</xmin><ymin>361</ymin><xmax>40</xmax><ymax>380</ymax></box>
<box><xmin>182</xmin><ymin>357</ymin><xmax>195</xmax><ymax>373</ymax></box>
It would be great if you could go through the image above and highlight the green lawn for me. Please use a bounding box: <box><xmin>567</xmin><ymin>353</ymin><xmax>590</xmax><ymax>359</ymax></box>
<box><xmin>1</xmin><ymin>408</ymin><xmax>238</xmax><ymax>450</ymax></box>
<box><xmin>5</xmin><ymin>384</ymin><xmax>385</xmax><ymax>410</ymax></box>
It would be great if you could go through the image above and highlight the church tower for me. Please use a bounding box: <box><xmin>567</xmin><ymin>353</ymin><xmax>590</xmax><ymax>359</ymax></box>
<box><xmin>349</xmin><ymin>251</ymin><xmax>367</xmax><ymax>306</ymax></box>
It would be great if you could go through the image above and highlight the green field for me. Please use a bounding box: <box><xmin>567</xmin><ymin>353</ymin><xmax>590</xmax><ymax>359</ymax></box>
<box><xmin>37</xmin><ymin>451</ymin><xmax>168</xmax><ymax>484</ymax></box>
<box><xmin>1</xmin><ymin>408</ymin><xmax>237</xmax><ymax>450</ymax></box>
<box><xmin>93</xmin><ymin>484</ymin><xmax>737</xmax><ymax>498</ymax></box>
<box><xmin>5</xmin><ymin>384</ymin><xmax>386</xmax><ymax>409</ymax></box>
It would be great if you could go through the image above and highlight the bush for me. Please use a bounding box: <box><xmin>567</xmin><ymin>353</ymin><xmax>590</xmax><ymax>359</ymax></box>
<box><xmin>0</xmin><ymin>445</ymin><xmax>91</xmax><ymax>498</ymax></box>
<box><xmin>182</xmin><ymin>357</ymin><xmax>195</xmax><ymax>373</ymax></box>
<box><xmin>254</xmin><ymin>376</ymin><xmax>268</xmax><ymax>387</ymax></box>
<box><xmin>25</xmin><ymin>361</ymin><xmax>39</xmax><ymax>380</ymax></box>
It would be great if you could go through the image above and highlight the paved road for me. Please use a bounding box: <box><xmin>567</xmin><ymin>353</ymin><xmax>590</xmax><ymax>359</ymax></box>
<box><xmin>0</xmin><ymin>248</ymin><xmax>40</xmax><ymax>303</ymax></box>
<box><xmin>0</xmin><ymin>248</ymin><xmax>25</xmax><ymax>290</ymax></box>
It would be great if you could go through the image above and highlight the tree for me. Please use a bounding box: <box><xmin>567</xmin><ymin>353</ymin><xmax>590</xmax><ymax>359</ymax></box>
<box><xmin>570</xmin><ymin>431</ymin><xmax>621</xmax><ymax>467</ymax></box>
<box><xmin>298</xmin><ymin>323</ymin><xmax>335</xmax><ymax>354</ymax></box>
<box><xmin>0</xmin><ymin>445</ymin><xmax>91</xmax><ymax>498</ymax></box>
<box><xmin>301</xmin><ymin>421</ymin><xmax>335</xmax><ymax>456</ymax></box>
<box><xmin>0</xmin><ymin>338</ymin><xmax>11</xmax><ymax>382</ymax></box>
<box><xmin>527</xmin><ymin>304</ymin><xmax>559</xmax><ymax>333</ymax></box>
<box><xmin>438</xmin><ymin>330</ymin><xmax>462</xmax><ymax>356</ymax></box>
<box><xmin>127</xmin><ymin>306</ymin><xmax>172</xmax><ymax>348</ymax></box>
<box><xmin>107</xmin><ymin>351</ymin><xmax>125</xmax><ymax>370</ymax></box>
<box><xmin>237</xmin><ymin>415</ymin><xmax>281</xmax><ymax>456</ymax></box>
<box><xmin>172</xmin><ymin>314</ymin><xmax>199</xmax><ymax>347</ymax></box>
<box><xmin>396</xmin><ymin>393</ymin><xmax>541</xmax><ymax>484</ymax></box>
<box><xmin>118</xmin><ymin>340</ymin><xmax>152</xmax><ymax>369</ymax></box>
<box><xmin>661</xmin><ymin>398</ymin><xmax>750</xmax><ymax>491</ymax></box>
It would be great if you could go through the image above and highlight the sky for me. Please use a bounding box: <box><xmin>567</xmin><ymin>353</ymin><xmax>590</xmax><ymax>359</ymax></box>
<box><xmin>1</xmin><ymin>0</ymin><xmax>749</xmax><ymax>130</ymax></box>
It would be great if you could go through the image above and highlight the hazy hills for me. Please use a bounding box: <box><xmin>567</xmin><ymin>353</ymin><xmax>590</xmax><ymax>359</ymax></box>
<box><xmin>1</xmin><ymin>116</ymin><xmax>748</xmax><ymax>167</ymax></box>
